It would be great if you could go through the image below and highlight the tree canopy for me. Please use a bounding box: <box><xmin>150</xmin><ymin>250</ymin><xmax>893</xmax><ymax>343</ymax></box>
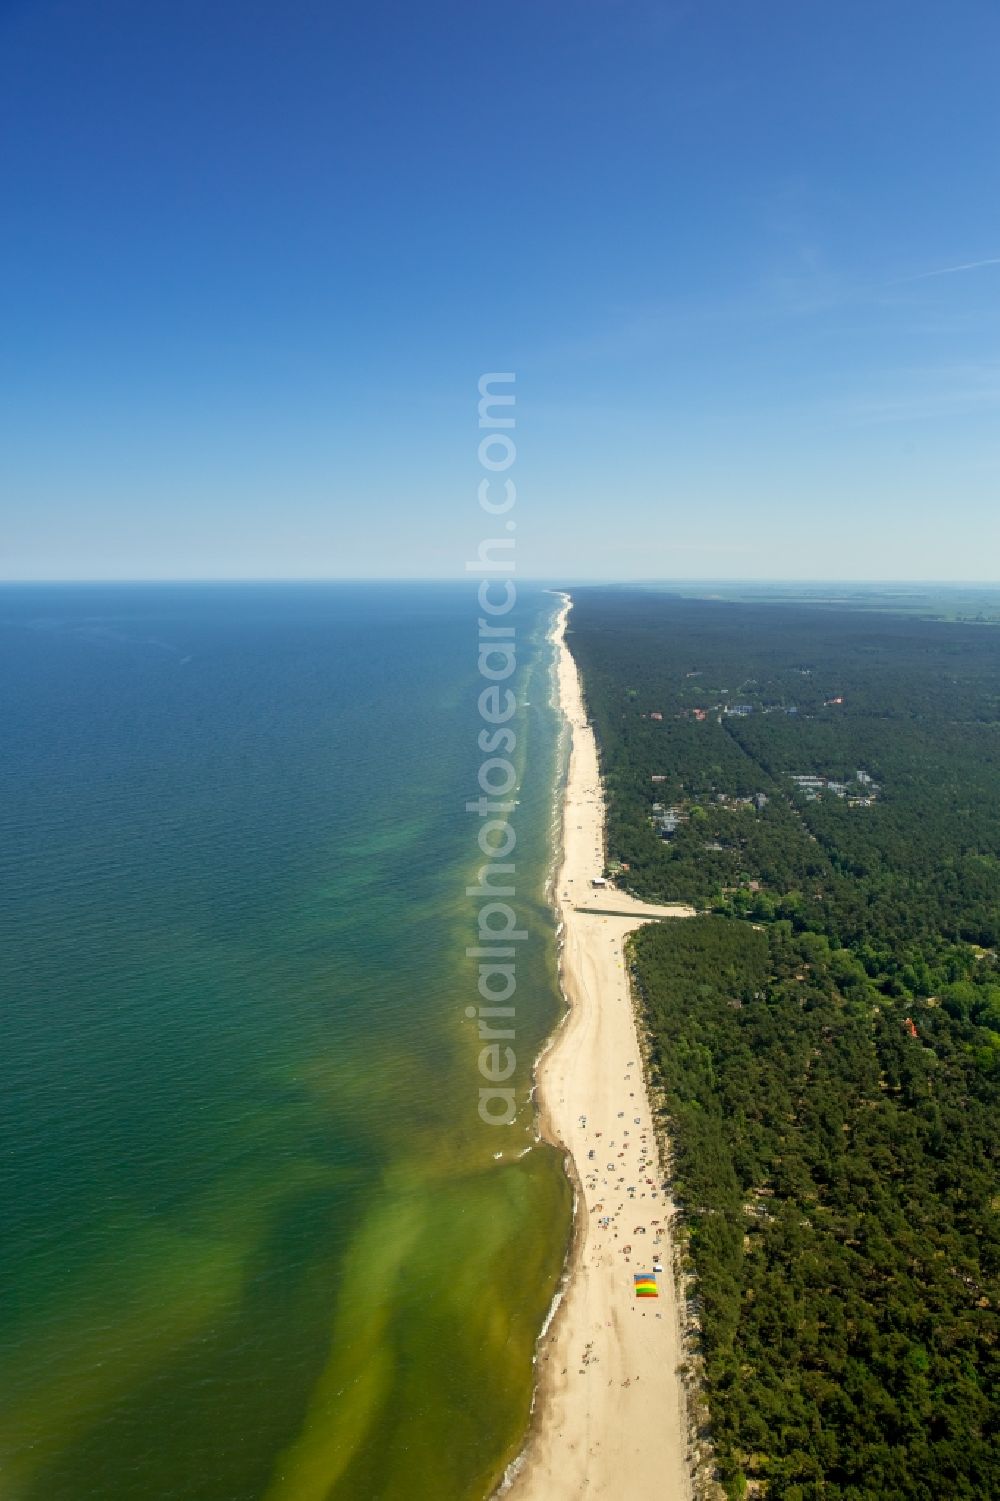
<box><xmin>569</xmin><ymin>590</ymin><xmax>999</xmax><ymax>1499</ymax></box>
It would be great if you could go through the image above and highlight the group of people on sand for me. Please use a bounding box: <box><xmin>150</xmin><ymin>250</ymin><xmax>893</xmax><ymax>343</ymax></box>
<box><xmin>576</xmin><ymin>1065</ymin><xmax>671</xmax><ymax>1311</ymax></box>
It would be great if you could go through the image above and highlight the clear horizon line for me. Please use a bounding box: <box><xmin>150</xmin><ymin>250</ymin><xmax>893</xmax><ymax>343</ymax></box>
<box><xmin>3</xmin><ymin>575</ymin><xmax>1000</xmax><ymax>588</ymax></box>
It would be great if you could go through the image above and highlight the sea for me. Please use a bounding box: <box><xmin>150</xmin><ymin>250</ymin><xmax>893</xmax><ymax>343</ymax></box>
<box><xmin>0</xmin><ymin>582</ymin><xmax>572</xmax><ymax>1501</ymax></box>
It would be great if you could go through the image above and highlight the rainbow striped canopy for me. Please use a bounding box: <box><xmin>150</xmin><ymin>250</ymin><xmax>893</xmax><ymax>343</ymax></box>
<box><xmin>633</xmin><ymin>1274</ymin><xmax>658</xmax><ymax>1298</ymax></box>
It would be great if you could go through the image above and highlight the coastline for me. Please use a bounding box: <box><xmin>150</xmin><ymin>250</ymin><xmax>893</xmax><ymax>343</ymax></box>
<box><xmin>504</xmin><ymin>594</ymin><xmax>696</xmax><ymax>1501</ymax></box>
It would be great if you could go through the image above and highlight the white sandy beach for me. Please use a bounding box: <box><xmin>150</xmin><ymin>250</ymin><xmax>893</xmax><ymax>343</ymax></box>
<box><xmin>507</xmin><ymin>596</ymin><xmax>696</xmax><ymax>1501</ymax></box>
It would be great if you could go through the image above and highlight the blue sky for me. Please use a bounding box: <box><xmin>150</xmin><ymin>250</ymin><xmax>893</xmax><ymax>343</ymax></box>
<box><xmin>2</xmin><ymin>0</ymin><xmax>998</xmax><ymax>580</ymax></box>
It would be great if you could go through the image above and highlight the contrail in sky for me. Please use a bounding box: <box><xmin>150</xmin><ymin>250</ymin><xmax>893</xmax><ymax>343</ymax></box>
<box><xmin>901</xmin><ymin>255</ymin><xmax>1000</xmax><ymax>282</ymax></box>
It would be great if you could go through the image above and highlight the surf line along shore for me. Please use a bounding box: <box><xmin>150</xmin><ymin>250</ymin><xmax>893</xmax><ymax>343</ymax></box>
<box><xmin>503</xmin><ymin>593</ymin><xmax>696</xmax><ymax>1501</ymax></box>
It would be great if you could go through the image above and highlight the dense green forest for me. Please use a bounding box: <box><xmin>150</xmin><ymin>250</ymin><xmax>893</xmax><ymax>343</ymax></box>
<box><xmin>568</xmin><ymin>590</ymin><xmax>999</xmax><ymax>1500</ymax></box>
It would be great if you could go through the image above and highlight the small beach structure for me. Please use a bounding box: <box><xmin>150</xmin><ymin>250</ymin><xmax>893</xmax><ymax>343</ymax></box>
<box><xmin>591</xmin><ymin>876</ymin><xmax>608</xmax><ymax>888</ymax></box>
<box><xmin>634</xmin><ymin>1273</ymin><xmax>658</xmax><ymax>1298</ymax></box>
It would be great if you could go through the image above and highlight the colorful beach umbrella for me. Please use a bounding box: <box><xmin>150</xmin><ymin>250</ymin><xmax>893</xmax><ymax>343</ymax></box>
<box><xmin>633</xmin><ymin>1273</ymin><xmax>658</xmax><ymax>1298</ymax></box>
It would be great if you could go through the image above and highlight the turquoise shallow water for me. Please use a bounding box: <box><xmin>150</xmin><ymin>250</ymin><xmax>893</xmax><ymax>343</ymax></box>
<box><xmin>0</xmin><ymin>583</ymin><xmax>571</xmax><ymax>1501</ymax></box>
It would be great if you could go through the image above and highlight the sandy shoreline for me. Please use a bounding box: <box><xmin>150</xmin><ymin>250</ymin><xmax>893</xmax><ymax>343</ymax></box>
<box><xmin>504</xmin><ymin>595</ymin><xmax>696</xmax><ymax>1501</ymax></box>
